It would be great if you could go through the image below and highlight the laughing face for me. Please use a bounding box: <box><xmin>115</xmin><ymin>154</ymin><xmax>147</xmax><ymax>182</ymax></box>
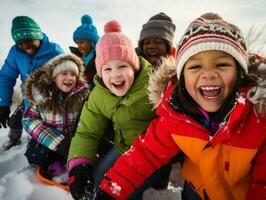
<box><xmin>142</xmin><ymin>37</ymin><xmax>167</xmax><ymax>66</ymax></box>
<box><xmin>183</xmin><ymin>50</ymin><xmax>238</xmax><ymax>112</ymax></box>
<box><xmin>16</xmin><ymin>39</ymin><xmax>41</xmax><ymax>56</ymax></box>
<box><xmin>54</xmin><ymin>71</ymin><xmax>77</xmax><ymax>93</ymax></box>
<box><xmin>102</xmin><ymin>60</ymin><xmax>135</xmax><ymax>97</ymax></box>
<box><xmin>75</xmin><ymin>39</ymin><xmax>92</xmax><ymax>56</ymax></box>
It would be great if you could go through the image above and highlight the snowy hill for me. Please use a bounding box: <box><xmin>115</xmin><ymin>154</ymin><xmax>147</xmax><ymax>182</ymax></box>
<box><xmin>0</xmin><ymin>129</ymin><xmax>182</xmax><ymax>200</ymax></box>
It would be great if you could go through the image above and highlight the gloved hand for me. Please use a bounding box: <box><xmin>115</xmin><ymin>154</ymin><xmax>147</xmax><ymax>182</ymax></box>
<box><xmin>94</xmin><ymin>190</ymin><xmax>115</xmax><ymax>200</ymax></box>
<box><xmin>68</xmin><ymin>164</ymin><xmax>95</xmax><ymax>200</ymax></box>
<box><xmin>48</xmin><ymin>160</ymin><xmax>67</xmax><ymax>177</ymax></box>
<box><xmin>0</xmin><ymin>106</ymin><xmax>10</xmax><ymax>128</ymax></box>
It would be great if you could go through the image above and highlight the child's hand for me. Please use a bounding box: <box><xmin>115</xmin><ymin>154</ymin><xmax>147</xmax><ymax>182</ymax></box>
<box><xmin>68</xmin><ymin>163</ymin><xmax>95</xmax><ymax>200</ymax></box>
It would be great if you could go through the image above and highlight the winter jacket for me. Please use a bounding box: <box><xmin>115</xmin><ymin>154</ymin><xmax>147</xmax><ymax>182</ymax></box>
<box><xmin>23</xmin><ymin>54</ymin><xmax>90</xmax><ymax>156</ymax></box>
<box><xmin>0</xmin><ymin>34</ymin><xmax>64</xmax><ymax>107</ymax></box>
<box><xmin>68</xmin><ymin>57</ymin><xmax>157</xmax><ymax>162</ymax></box>
<box><xmin>69</xmin><ymin>46</ymin><xmax>97</xmax><ymax>89</ymax></box>
<box><xmin>99</xmin><ymin>59</ymin><xmax>266</xmax><ymax>200</ymax></box>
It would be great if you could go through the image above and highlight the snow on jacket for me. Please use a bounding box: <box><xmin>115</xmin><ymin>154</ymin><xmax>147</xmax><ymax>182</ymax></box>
<box><xmin>99</xmin><ymin>59</ymin><xmax>266</xmax><ymax>200</ymax></box>
<box><xmin>0</xmin><ymin>33</ymin><xmax>64</xmax><ymax>107</ymax></box>
<box><xmin>67</xmin><ymin>57</ymin><xmax>157</xmax><ymax>163</ymax></box>
<box><xmin>23</xmin><ymin>54</ymin><xmax>90</xmax><ymax>156</ymax></box>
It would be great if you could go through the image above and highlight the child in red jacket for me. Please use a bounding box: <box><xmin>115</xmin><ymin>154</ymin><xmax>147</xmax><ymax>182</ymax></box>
<box><xmin>95</xmin><ymin>12</ymin><xmax>266</xmax><ymax>200</ymax></box>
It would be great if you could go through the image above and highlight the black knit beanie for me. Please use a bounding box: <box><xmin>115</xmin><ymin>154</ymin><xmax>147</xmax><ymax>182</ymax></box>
<box><xmin>138</xmin><ymin>12</ymin><xmax>176</xmax><ymax>48</ymax></box>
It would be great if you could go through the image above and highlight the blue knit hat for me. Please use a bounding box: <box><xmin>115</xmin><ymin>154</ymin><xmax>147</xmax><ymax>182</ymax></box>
<box><xmin>73</xmin><ymin>15</ymin><xmax>99</xmax><ymax>45</ymax></box>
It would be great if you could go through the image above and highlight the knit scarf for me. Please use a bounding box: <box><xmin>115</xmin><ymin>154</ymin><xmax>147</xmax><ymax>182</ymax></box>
<box><xmin>82</xmin><ymin>49</ymin><xmax>95</xmax><ymax>66</ymax></box>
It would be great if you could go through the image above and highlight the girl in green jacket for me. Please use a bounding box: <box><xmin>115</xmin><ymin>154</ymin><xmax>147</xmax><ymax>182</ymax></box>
<box><xmin>67</xmin><ymin>20</ymin><xmax>168</xmax><ymax>200</ymax></box>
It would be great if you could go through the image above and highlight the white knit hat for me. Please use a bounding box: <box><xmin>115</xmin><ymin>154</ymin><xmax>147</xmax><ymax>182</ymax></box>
<box><xmin>175</xmin><ymin>12</ymin><xmax>248</xmax><ymax>79</ymax></box>
<box><xmin>52</xmin><ymin>60</ymin><xmax>79</xmax><ymax>78</ymax></box>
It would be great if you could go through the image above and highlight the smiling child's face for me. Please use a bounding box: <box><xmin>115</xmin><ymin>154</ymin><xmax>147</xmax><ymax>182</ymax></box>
<box><xmin>54</xmin><ymin>71</ymin><xmax>77</xmax><ymax>93</ymax></box>
<box><xmin>183</xmin><ymin>50</ymin><xmax>238</xmax><ymax>112</ymax></box>
<box><xmin>102</xmin><ymin>60</ymin><xmax>135</xmax><ymax>97</ymax></box>
<box><xmin>142</xmin><ymin>37</ymin><xmax>167</xmax><ymax>66</ymax></box>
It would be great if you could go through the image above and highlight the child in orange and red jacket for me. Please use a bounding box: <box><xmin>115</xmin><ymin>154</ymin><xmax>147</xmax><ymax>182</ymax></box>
<box><xmin>94</xmin><ymin>12</ymin><xmax>266</xmax><ymax>200</ymax></box>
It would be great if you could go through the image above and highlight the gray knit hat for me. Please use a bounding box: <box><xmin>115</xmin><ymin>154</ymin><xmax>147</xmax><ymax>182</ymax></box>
<box><xmin>138</xmin><ymin>12</ymin><xmax>176</xmax><ymax>47</ymax></box>
<box><xmin>176</xmin><ymin>12</ymin><xmax>248</xmax><ymax>79</ymax></box>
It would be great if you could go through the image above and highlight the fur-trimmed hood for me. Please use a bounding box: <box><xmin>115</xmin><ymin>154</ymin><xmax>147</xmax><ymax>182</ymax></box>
<box><xmin>25</xmin><ymin>53</ymin><xmax>88</xmax><ymax>107</ymax></box>
<box><xmin>148</xmin><ymin>54</ymin><xmax>266</xmax><ymax>116</ymax></box>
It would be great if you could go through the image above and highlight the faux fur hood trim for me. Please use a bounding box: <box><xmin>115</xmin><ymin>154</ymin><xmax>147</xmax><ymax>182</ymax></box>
<box><xmin>148</xmin><ymin>57</ymin><xmax>176</xmax><ymax>109</ymax></box>
<box><xmin>25</xmin><ymin>53</ymin><xmax>87</xmax><ymax>106</ymax></box>
<box><xmin>148</xmin><ymin>54</ymin><xmax>266</xmax><ymax>116</ymax></box>
<box><xmin>246</xmin><ymin>53</ymin><xmax>266</xmax><ymax>115</ymax></box>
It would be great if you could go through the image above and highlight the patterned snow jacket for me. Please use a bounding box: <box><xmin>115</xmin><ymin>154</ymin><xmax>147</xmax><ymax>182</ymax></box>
<box><xmin>67</xmin><ymin>57</ymin><xmax>157</xmax><ymax>163</ymax></box>
<box><xmin>0</xmin><ymin>34</ymin><xmax>63</xmax><ymax>107</ymax></box>
<box><xmin>99</xmin><ymin>58</ymin><xmax>266</xmax><ymax>200</ymax></box>
<box><xmin>23</xmin><ymin>54</ymin><xmax>90</xmax><ymax>157</ymax></box>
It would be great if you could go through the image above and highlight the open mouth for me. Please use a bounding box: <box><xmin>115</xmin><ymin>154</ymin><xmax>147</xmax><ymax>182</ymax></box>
<box><xmin>199</xmin><ymin>86</ymin><xmax>221</xmax><ymax>99</ymax></box>
<box><xmin>147</xmin><ymin>55</ymin><xmax>160</xmax><ymax>64</ymax></box>
<box><xmin>25</xmin><ymin>48</ymin><xmax>35</xmax><ymax>54</ymax></box>
<box><xmin>112</xmin><ymin>81</ymin><xmax>125</xmax><ymax>89</ymax></box>
<box><xmin>63</xmin><ymin>82</ymin><xmax>74</xmax><ymax>87</ymax></box>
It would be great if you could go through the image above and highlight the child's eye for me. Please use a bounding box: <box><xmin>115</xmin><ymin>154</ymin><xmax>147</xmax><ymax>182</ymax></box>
<box><xmin>216</xmin><ymin>63</ymin><xmax>232</xmax><ymax>68</ymax></box>
<box><xmin>119</xmin><ymin>65</ymin><xmax>127</xmax><ymax>69</ymax></box>
<box><xmin>187</xmin><ymin>65</ymin><xmax>201</xmax><ymax>70</ymax></box>
<box><xmin>155</xmin><ymin>40</ymin><xmax>163</xmax><ymax>45</ymax></box>
<box><xmin>104</xmin><ymin>68</ymin><xmax>111</xmax><ymax>71</ymax></box>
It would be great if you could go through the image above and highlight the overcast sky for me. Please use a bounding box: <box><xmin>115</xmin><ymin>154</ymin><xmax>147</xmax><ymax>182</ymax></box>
<box><xmin>0</xmin><ymin>0</ymin><xmax>266</xmax><ymax>60</ymax></box>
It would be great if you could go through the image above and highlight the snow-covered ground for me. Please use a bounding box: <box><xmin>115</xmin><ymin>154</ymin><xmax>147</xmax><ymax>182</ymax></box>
<box><xmin>0</xmin><ymin>128</ymin><xmax>182</xmax><ymax>200</ymax></box>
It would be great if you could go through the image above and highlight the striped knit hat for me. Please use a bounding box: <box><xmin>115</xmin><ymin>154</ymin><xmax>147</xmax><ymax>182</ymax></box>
<box><xmin>175</xmin><ymin>12</ymin><xmax>248</xmax><ymax>79</ymax></box>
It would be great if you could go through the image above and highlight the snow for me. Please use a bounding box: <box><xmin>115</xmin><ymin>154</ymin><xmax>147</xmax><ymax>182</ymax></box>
<box><xmin>0</xmin><ymin>128</ymin><xmax>182</xmax><ymax>200</ymax></box>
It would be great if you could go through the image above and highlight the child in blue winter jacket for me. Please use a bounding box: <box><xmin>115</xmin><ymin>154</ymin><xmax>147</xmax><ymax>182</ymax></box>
<box><xmin>23</xmin><ymin>53</ymin><xmax>90</xmax><ymax>182</ymax></box>
<box><xmin>0</xmin><ymin>16</ymin><xmax>63</xmax><ymax>150</ymax></box>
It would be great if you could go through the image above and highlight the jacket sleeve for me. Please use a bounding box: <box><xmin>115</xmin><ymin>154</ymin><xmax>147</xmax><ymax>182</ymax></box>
<box><xmin>99</xmin><ymin>117</ymin><xmax>180</xmax><ymax>200</ymax></box>
<box><xmin>246</xmin><ymin>141</ymin><xmax>266</xmax><ymax>200</ymax></box>
<box><xmin>67</xmin><ymin>94</ymin><xmax>110</xmax><ymax>162</ymax></box>
<box><xmin>22</xmin><ymin>106</ymin><xmax>65</xmax><ymax>151</ymax></box>
<box><xmin>0</xmin><ymin>47</ymin><xmax>20</xmax><ymax>106</ymax></box>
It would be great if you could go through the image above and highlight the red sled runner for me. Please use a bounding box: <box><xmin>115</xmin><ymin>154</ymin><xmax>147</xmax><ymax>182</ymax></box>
<box><xmin>36</xmin><ymin>166</ymin><xmax>69</xmax><ymax>191</ymax></box>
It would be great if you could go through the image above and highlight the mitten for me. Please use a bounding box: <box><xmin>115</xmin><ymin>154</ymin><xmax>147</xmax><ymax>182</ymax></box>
<box><xmin>48</xmin><ymin>160</ymin><xmax>67</xmax><ymax>177</ymax></box>
<box><xmin>94</xmin><ymin>190</ymin><xmax>115</xmax><ymax>200</ymax></box>
<box><xmin>0</xmin><ymin>106</ymin><xmax>10</xmax><ymax>128</ymax></box>
<box><xmin>68</xmin><ymin>164</ymin><xmax>95</xmax><ymax>200</ymax></box>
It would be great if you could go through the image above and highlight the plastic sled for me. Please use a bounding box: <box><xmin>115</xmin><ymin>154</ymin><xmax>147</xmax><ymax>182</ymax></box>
<box><xmin>36</xmin><ymin>166</ymin><xmax>69</xmax><ymax>191</ymax></box>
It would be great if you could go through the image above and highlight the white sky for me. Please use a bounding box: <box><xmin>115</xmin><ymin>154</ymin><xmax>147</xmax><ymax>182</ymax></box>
<box><xmin>0</xmin><ymin>0</ymin><xmax>266</xmax><ymax>60</ymax></box>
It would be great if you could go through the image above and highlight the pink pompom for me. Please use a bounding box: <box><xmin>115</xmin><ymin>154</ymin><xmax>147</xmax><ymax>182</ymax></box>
<box><xmin>104</xmin><ymin>20</ymin><xmax>121</xmax><ymax>33</ymax></box>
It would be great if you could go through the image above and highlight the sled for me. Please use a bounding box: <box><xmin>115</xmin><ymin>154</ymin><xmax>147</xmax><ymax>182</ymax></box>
<box><xmin>36</xmin><ymin>166</ymin><xmax>69</xmax><ymax>191</ymax></box>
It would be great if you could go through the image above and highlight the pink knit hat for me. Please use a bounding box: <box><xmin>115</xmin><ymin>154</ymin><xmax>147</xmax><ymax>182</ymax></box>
<box><xmin>95</xmin><ymin>20</ymin><xmax>140</xmax><ymax>78</ymax></box>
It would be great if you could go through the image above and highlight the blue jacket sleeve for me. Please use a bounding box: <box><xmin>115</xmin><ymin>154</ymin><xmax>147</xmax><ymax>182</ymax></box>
<box><xmin>0</xmin><ymin>47</ymin><xmax>20</xmax><ymax>106</ymax></box>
